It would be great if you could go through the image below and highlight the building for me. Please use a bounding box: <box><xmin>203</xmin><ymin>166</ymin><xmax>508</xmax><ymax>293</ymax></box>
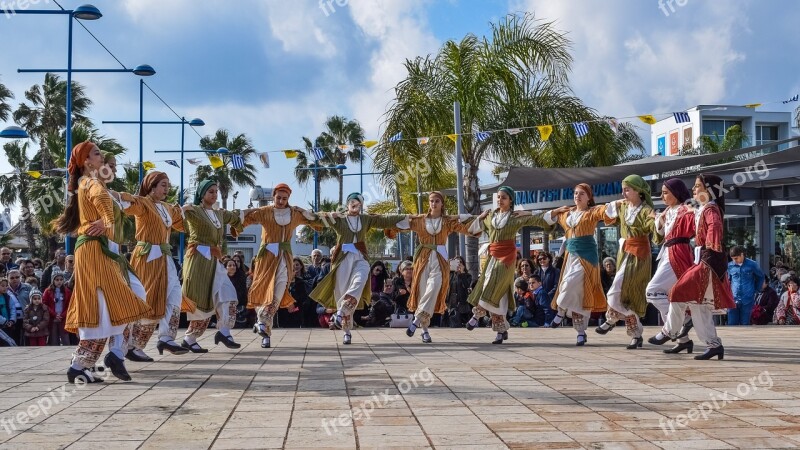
<box><xmin>651</xmin><ymin>105</ymin><xmax>793</xmax><ymax>156</ymax></box>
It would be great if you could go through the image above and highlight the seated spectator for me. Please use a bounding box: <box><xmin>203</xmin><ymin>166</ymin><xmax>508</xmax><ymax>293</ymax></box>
<box><xmin>775</xmin><ymin>276</ymin><xmax>800</xmax><ymax>325</ymax></box>
<box><xmin>0</xmin><ymin>278</ymin><xmax>16</xmax><ymax>346</ymax></box>
<box><xmin>510</xmin><ymin>279</ymin><xmax>534</xmax><ymax>327</ymax></box>
<box><xmin>42</xmin><ymin>273</ymin><xmax>71</xmax><ymax>346</ymax></box>
<box><xmin>317</xmin><ymin>303</ymin><xmax>336</xmax><ymax>329</ymax></box>
<box><xmin>392</xmin><ymin>261</ymin><xmax>413</xmax><ymax>313</ymax></box>
<box><xmin>771</xmin><ymin>268</ymin><xmax>789</xmax><ymax>297</ymax></box>
<box><xmin>529</xmin><ymin>274</ymin><xmax>553</xmax><ymax>327</ymax></box>
<box><xmin>751</xmin><ymin>278</ymin><xmax>780</xmax><ymax>325</ymax></box>
<box><xmin>515</xmin><ymin>258</ymin><xmax>534</xmax><ymax>284</ymax></box>
<box><xmin>361</xmin><ymin>281</ymin><xmax>395</xmax><ymax>327</ymax></box>
<box><xmin>370</xmin><ymin>261</ymin><xmax>389</xmax><ymax>296</ymax></box>
<box><xmin>22</xmin><ymin>290</ymin><xmax>49</xmax><ymax>346</ymax></box>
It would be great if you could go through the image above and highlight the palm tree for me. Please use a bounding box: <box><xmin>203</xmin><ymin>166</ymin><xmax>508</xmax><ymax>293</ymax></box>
<box><xmin>0</xmin><ymin>141</ymin><xmax>38</xmax><ymax>256</ymax></box>
<box><xmin>0</xmin><ymin>77</ymin><xmax>14</xmax><ymax>121</ymax></box>
<box><xmin>197</xmin><ymin>129</ymin><xmax>258</xmax><ymax>209</ymax></box>
<box><xmin>379</xmin><ymin>13</ymin><xmax>629</xmax><ymax>274</ymax></box>
<box><xmin>695</xmin><ymin>124</ymin><xmax>749</xmax><ymax>154</ymax></box>
<box><xmin>294</xmin><ymin>136</ymin><xmax>340</xmax><ymax>211</ymax></box>
<box><xmin>318</xmin><ymin>115</ymin><xmax>365</xmax><ymax>204</ymax></box>
<box><xmin>297</xmin><ymin>198</ymin><xmax>339</xmax><ymax>249</ymax></box>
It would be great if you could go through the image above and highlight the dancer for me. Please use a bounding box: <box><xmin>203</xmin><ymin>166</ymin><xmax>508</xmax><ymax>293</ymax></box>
<box><xmin>594</xmin><ymin>175</ymin><xmax>654</xmax><ymax>350</ymax></box>
<box><xmin>403</xmin><ymin>191</ymin><xmax>474</xmax><ymax>343</ymax></box>
<box><xmin>544</xmin><ymin>184</ymin><xmax>610</xmax><ymax>346</ymax></box>
<box><xmin>55</xmin><ymin>142</ymin><xmax>151</xmax><ymax>383</ymax></box>
<box><xmin>464</xmin><ymin>186</ymin><xmax>550</xmax><ymax>344</ymax></box>
<box><xmin>243</xmin><ymin>183</ymin><xmax>316</xmax><ymax>349</ymax></box>
<box><xmin>667</xmin><ymin>174</ymin><xmax>734</xmax><ymax>360</ymax></box>
<box><xmin>645</xmin><ymin>178</ymin><xmax>695</xmax><ymax>353</ymax></box>
<box><xmin>180</xmin><ymin>179</ymin><xmax>244</xmax><ymax>352</ymax></box>
<box><xmin>309</xmin><ymin>192</ymin><xmax>409</xmax><ymax>345</ymax></box>
<box><xmin>121</xmin><ymin>171</ymin><xmax>189</xmax><ymax>360</ymax></box>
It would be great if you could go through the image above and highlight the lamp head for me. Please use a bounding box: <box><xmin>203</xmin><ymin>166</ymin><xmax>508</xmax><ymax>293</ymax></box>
<box><xmin>73</xmin><ymin>4</ymin><xmax>102</xmax><ymax>20</ymax></box>
<box><xmin>335</xmin><ymin>164</ymin><xmax>347</xmax><ymax>170</ymax></box>
<box><xmin>133</xmin><ymin>64</ymin><xmax>156</xmax><ymax>76</ymax></box>
<box><xmin>0</xmin><ymin>126</ymin><xmax>29</xmax><ymax>139</ymax></box>
<box><xmin>189</xmin><ymin>118</ymin><xmax>205</xmax><ymax>127</ymax></box>
<box><xmin>216</xmin><ymin>148</ymin><xmax>229</xmax><ymax>154</ymax></box>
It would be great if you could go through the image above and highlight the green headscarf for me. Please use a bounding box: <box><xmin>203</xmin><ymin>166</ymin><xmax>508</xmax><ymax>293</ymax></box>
<box><xmin>194</xmin><ymin>179</ymin><xmax>217</xmax><ymax>205</ymax></box>
<box><xmin>622</xmin><ymin>174</ymin><xmax>654</xmax><ymax>209</ymax></box>
<box><xmin>346</xmin><ymin>192</ymin><xmax>364</xmax><ymax>204</ymax></box>
<box><xmin>498</xmin><ymin>186</ymin><xmax>515</xmax><ymax>207</ymax></box>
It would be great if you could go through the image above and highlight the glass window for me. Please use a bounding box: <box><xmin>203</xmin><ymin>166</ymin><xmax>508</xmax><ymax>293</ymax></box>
<box><xmin>703</xmin><ymin>120</ymin><xmax>725</xmax><ymax>137</ymax></box>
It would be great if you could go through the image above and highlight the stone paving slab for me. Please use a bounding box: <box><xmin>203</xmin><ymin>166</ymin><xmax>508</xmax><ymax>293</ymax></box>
<box><xmin>0</xmin><ymin>326</ymin><xmax>799</xmax><ymax>449</ymax></box>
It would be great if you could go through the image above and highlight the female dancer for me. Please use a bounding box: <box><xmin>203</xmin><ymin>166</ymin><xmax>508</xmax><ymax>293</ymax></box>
<box><xmin>667</xmin><ymin>174</ymin><xmax>734</xmax><ymax>360</ymax></box>
<box><xmin>404</xmin><ymin>191</ymin><xmax>473</xmax><ymax>343</ymax></box>
<box><xmin>594</xmin><ymin>175</ymin><xmax>654</xmax><ymax>349</ymax></box>
<box><xmin>544</xmin><ymin>184</ymin><xmax>610</xmax><ymax>346</ymax></box>
<box><xmin>645</xmin><ymin>178</ymin><xmax>695</xmax><ymax>353</ymax></box>
<box><xmin>180</xmin><ymin>179</ymin><xmax>244</xmax><ymax>352</ymax></box>
<box><xmin>121</xmin><ymin>171</ymin><xmax>188</xmax><ymax>359</ymax></box>
<box><xmin>465</xmin><ymin>187</ymin><xmax>549</xmax><ymax>344</ymax></box>
<box><xmin>309</xmin><ymin>192</ymin><xmax>409</xmax><ymax>345</ymax></box>
<box><xmin>56</xmin><ymin>142</ymin><xmax>151</xmax><ymax>383</ymax></box>
<box><xmin>243</xmin><ymin>183</ymin><xmax>316</xmax><ymax>349</ymax></box>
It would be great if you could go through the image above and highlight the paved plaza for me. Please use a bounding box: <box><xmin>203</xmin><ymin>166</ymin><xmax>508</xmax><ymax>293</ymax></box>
<box><xmin>1</xmin><ymin>326</ymin><xmax>799</xmax><ymax>449</ymax></box>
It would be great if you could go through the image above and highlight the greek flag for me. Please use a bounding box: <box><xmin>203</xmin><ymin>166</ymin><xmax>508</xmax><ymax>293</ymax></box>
<box><xmin>166</xmin><ymin>160</ymin><xmax>180</xmax><ymax>168</ymax></box>
<box><xmin>312</xmin><ymin>147</ymin><xmax>325</xmax><ymax>160</ymax></box>
<box><xmin>783</xmin><ymin>94</ymin><xmax>799</xmax><ymax>104</ymax></box>
<box><xmin>231</xmin><ymin>154</ymin><xmax>245</xmax><ymax>170</ymax></box>
<box><xmin>673</xmin><ymin>112</ymin><xmax>691</xmax><ymax>123</ymax></box>
<box><xmin>389</xmin><ymin>132</ymin><xmax>402</xmax><ymax>143</ymax></box>
<box><xmin>474</xmin><ymin>131</ymin><xmax>491</xmax><ymax>142</ymax></box>
<box><xmin>572</xmin><ymin>122</ymin><xmax>589</xmax><ymax>138</ymax></box>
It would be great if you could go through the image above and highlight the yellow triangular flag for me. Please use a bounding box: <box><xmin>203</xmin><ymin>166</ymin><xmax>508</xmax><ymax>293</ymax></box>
<box><xmin>638</xmin><ymin>115</ymin><xmax>657</xmax><ymax>125</ymax></box>
<box><xmin>26</xmin><ymin>170</ymin><xmax>41</xmax><ymax>179</ymax></box>
<box><xmin>446</xmin><ymin>134</ymin><xmax>458</xmax><ymax>143</ymax></box>
<box><xmin>283</xmin><ymin>150</ymin><xmax>299</xmax><ymax>159</ymax></box>
<box><xmin>361</xmin><ymin>140</ymin><xmax>378</xmax><ymax>148</ymax></box>
<box><xmin>417</xmin><ymin>137</ymin><xmax>430</xmax><ymax>145</ymax></box>
<box><xmin>744</xmin><ymin>103</ymin><xmax>762</xmax><ymax>109</ymax></box>
<box><xmin>536</xmin><ymin>125</ymin><xmax>553</xmax><ymax>142</ymax></box>
<box><xmin>142</xmin><ymin>161</ymin><xmax>156</xmax><ymax>172</ymax></box>
<box><xmin>208</xmin><ymin>156</ymin><xmax>224</xmax><ymax>169</ymax></box>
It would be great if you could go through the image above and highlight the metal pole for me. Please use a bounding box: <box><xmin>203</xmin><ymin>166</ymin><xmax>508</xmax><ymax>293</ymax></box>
<box><xmin>360</xmin><ymin>146</ymin><xmax>363</xmax><ymax>193</ymax></box>
<box><xmin>138</xmin><ymin>79</ymin><xmax>144</xmax><ymax>183</ymax></box>
<box><xmin>313</xmin><ymin>165</ymin><xmax>318</xmax><ymax>249</ymax></box>
<box><xmin>454</xmin><ymin>101</ymin><xmax>466</xmax><ymax>256</ymax></box>
<box><xmin>64</xmin><ymin>15</ymin><xmax>74</xmax><ymax>254</ymax></box>
<box><xmin>178</xmin><ymin>117</ymin><xmax>186</xmax><ymax>264</ymax></box>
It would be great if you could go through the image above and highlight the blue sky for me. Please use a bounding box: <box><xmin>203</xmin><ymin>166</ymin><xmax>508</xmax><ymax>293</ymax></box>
<box><xmin>1</xmin><ymin>0</ymin><xmax>798</xmax><ymax>217</ymax></box>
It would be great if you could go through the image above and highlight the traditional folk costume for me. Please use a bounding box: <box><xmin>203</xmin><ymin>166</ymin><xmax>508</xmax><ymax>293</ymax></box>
<box><xmin>310</xmin><ymin>193</ymin><xmax>409</xmax><ymax>345</ymax></box>
<box><xmin>465</xmin><ymin>187</ymin><xmax>550</xmax><ymax>345</ymax></box>
<box><xmin>404</xmin><ymin>193</ymin><xmax>475</xmax><ymax>343</ymax></box>
<box><xmin>65</xmin><ymin>143</ymin><xmax>151</xmax><ymax>383</ymax></box>
<box><xmin>245</xmin><ymin>184</ymin><xmax>316</xmax><ymax>349</ymax></box>
<box><xmin>121</xmin><ymin>171</ymin><xmax>188</xmax><ymax>360</ymax></box>
<box><xmin>646</xmin><ymin>179</ymin><xmax>695</xmax><ymax>352</ymax></box>
<box><xmin>180</xmin><ymin>180</ymin><xmax>244</xmax><ymax>352</ymax></box>
<box><xmin>595</xmin><ymin>175</ymin><xmax>654</xmax><ymax>349</ymax></box>
<box><xmin>544</xmin><ymin>184</ymin><xmax>610</xmax><ymax>346</ymax></box>
<box><xmin>666</xmin><ymin>174</ymin><xmax>734</xmax><ymax>360</ymax></box>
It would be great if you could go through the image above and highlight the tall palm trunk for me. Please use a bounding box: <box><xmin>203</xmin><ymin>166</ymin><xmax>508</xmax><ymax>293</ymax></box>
<box><xmin>338</xmin><ymin>178</ymin><xmax>344</xmax><ymax>206</ymax></box>
<box><xmin>19</xmin><ymin>179</ymin><xmax>38</xmax><ymax>257</ymax></box>
<box><xmin>464</xmin><ymin>159</ymin><xmax>482</xmax><ymax>276</ymax></box>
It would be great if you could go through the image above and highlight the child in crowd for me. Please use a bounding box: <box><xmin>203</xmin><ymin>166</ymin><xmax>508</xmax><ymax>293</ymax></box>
<box><xmin>23</xmin><ymin>290</ymin><xmax>49</xmax><ymax>346</ymax></box>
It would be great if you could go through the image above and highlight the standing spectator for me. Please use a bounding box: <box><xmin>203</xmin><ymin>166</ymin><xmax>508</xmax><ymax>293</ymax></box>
<box><xmin>727</xmin><ymin>246</ymin><xmax>764</xmax><ymax>325</ymax></box>
<box><xmin>225</xmin><ymin>259</ymin><xmax>249</xmax><ymax>328</ymax></box>
<box><xmin>515</xmin><ymin>258</ymin><xmax>535</xmax><ymax>283</ymax></box>
<box><xmin>751</xmin><ymin>278</ymin><xmax>780</xmax><ymax>325</ymax></box>
<box><xmin>307</xmin><ymin>249</ymin><xmax>329</xmax><ymax>288</ymax></box>
<box><xmin>42</xmin><ymin>273</ymin><xmax>71</xmax><ymax>346</ymax></box>
<box><xmin>447</xmin><ymin>256</ymin><xmax>473</xmax><ymax>327</ymax></box>
<box><xmin>536</xmin><ymin>252</ymin><xmax>559</xmax><ymax>320</ymax></box>
<box><xmin>289</xmin><ymin>257</ymin><xmax>317</xmax><ymax>328</ymax></box>
<box><xmin>233</xmin><ymin>250</ymin><xmax>250</xmax><ymax>272</ymax></box>
<box><xmin>40</xmin><ymin>248</ymin><xmax>66</xmax><ymax>289</ymax></box>
<box><xmin>62</xmin><ymin>255</ymin><xmax>75</xmax><ymax>290</ymax></box>
<box><xmin>8</xmin><ymin>269</ymin><xmax>31</xmax><ymax>344</ymax></box>
<box><xmin>775</xmin><ymin>276</ymin><xmax>800</xmax><ymax>325</ymax></box>
<box><xmin>0</xmin><ymin>247</ymin><xmax>18</xmax><ymax>273</ymax></box>
<box><xmin>32</xmin><ymin>259</ymin><xmax>44</xmax><ymax>280</ymax></box>
<box><xmin>20</xmin><ymin>260</ymin><xmax>38</xmax><ymax>284</ymax></box>
<box><xmin>0</xmin><ymin>278</ymin><xmax>16</xmax><ymax>346</ymax></box>
<box><xmin>369</xmin><ymin>261</ymin><xmax>389</xmax><ymax>296</ymax></box>
<box><xmin>22</xmin><ymin>290</ymin><xmax>49</xmax><ymax>346</ymax></box>
<box><xmin>600</xmin><ymin>257</ymin><xmax>616</xmax><ymax>294</ymax></box>
<box><xmin>393</xmin><ymin>260</ymin><xmax>413</xmax><ymax>312</ymax></box>
<box><xmin>510</xmin><ymin>279</ymin><xmax>535</xmax><ymax>327</ymax></box>
<box><xmin>25</xmin><ymin>277</ymin><xmax>40</xmax><ymax>291</ymax></box>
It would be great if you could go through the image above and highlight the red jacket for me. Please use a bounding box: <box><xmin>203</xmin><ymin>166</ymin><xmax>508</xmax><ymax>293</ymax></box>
<box><xmin>42</xmin><ymin>287</ymin><xmax>71</xmax><ymax>320</ymax></box>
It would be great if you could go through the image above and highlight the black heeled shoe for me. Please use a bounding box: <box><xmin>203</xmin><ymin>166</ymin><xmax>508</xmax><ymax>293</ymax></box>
<box><xmin>675</xmin><ymin>319</ymin><xmax>693</xmax><ymax>340</ymax></box>
<box><xmin>421</xmin><ymin>332</ymin><xmax>432</xmax><ymax>343</ymax></box>
<box><xmin>261</xmin><ymin>336</ymin><xmax>271</xmax><ymax>348</ymax></box>
<box><xmin>502</xmin><ymin>331</ymin><xmax>508</xmax><ymax>341</ymax></box>
<box><xmin>125</xmin><ymin>348</ymin><xmax>154</xmax><ymax>362</ymax></box>
<box><xmin>215</xmin><ymin>331</ymin><xmax>241</xmax><ymax>349</ymax></box>
<box><xmin>648</xmin><ymin>334</ymin><xmax>671</xmax><ymax>346</ymax></box>
<box><xmin>406</xmin><ymin>323</ymin><xmax>417</xmax><ymax>337</ymax></box>
<box><xmin>550</xmin><ymin>315</ymin><xmax>564</xmax><ymax>329</ymax></box>
<box><xmin>103</xmin><ymin>353</ymin><xmax>132</xmax><ymax>381</ymax></box>
<box><xmin>594</xmin><ymin>322</ymin><xmax>615</xmax><ymax>335</ymax></box>
<box><xmin>253</xmin><ymin>324</ymin><xmax>268</xmax><ymax>338</ymax></box>
<box><xmin>694</xmin><ymin>345</ymin><xmax>724</xmax><ymax>360</ymax></box>
<box><xmin>67</xmin><ymin>367</ymin><xmax>104</xmax><ymax>384</ymax></box>
<box><xmin>157</xmin><ymin>340</ymin><xmax>189</xmax><ymax>355</ymax></box>
<box><xmin>663</xmin><ymin>340</ymin><xmax>693</xmax><ymax>354</ymax></box>
<box><xmin>466</xmin><ymin>319</ymin><xmax>476</xmax><ymax>331</ymax></box>
<box><xmin>626</xmin><ymin>337</ymin><xmax>643</xmax><ymax>350</ymax></box>
<box><xmin>492</xmin><ymin>335</ymin><xmax>504</xmax><ymax>344</ymax></box>
<box><xmin>576</xmin><ymin>334</ymin><xmax>587</xmax><ymax>346</ymax></box>
<box><xmin>181</xmin><ymin>340</ymin><xmax>208</xmax><ymax>353</ymax></box>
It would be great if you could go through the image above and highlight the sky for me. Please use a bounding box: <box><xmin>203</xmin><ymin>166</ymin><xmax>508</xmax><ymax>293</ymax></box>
<box><xmin>1</xmin><ymin>0</ymin><xmax>798</xmax><ymax>219</ymax></box>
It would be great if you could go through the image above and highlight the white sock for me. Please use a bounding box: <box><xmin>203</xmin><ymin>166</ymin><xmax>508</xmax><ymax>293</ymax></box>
<box><xmin>159</xmin><ymin>336</ymin><xmax>171</xmax><ymax>343</ymax></box>
<box><xmin>184</xmin><ymin>335</ymin><xmax>197</xmax><ymax>345</ymax></box>
<box><xmin>467</xmin><ymin>317</ymin><xmax>478</xmax><ymax>327</ymax></box>
<box><xmin>655</xmin><ymin>331</ymin><xmax>665</xmax><ymax>340</ymax></box>
<box><xmin>552</xmin><ymin>315</ymin><xmax>563</xmax><ymax>325</ymax></box>
<box><xmin>70</xmin><ymin>361</ymin><xmax>84</xmax><ymax>371</ymax></box>
<box><xmin>219</xmin><ymin>327</ymin><xmax>232</xmax><ymax>338</ymax></box>
<box><xmin>422</xmin><ymin>326</ymin><xmax>429</xmax><ymax>333</ymax></box>
<box><xmin>496</xmin><ymin>332</ymin><xmax>504</xmax><ymax>341</ymax></box>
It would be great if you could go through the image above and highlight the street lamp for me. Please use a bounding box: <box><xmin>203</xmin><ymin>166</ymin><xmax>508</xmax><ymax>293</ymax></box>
<box><xmin>0</xmin><ymin>126</ymin><xmax>30</xmax><ymax>140</ymax></box>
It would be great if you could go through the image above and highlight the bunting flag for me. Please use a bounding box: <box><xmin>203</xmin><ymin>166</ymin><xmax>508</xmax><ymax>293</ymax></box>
<box><xmin>417</xmin><ymin>137</ymin><xmax>430</xmax><ymax>145</ymax></box>
<box><xmin>283</xmin><ymin>150</ymin><xmax>299</xmax><ymax>159</ymax></box>
<box><xmin>26</xmin><ymin>171</ymin><xmax>41</xmax><ymax>179</ymax></box>
<box><xmin>607</xmin><ymin>118</ymin><xmax>619</xmax><ymax>133</ymax></box>
<box><xmin>673</xmin><ymin>112</ymin><xmax>691</xmax><ymax>123</ymax></box>
<box><xmin>572</xmin><ymin>122</ymin><xmax>589</xmax><ymax>138</ymax></box>
<box><xmin>258</xmin><ymin>152</ymin><xmax>270</xmax><ymax>169</ymax></box>
<box><xmin>506</xmin><ymin>128</ymin><xmax>523</xmax><ymax>135</ymax></box>
<box><xmin>142</xmin><ymin>161</ymin><xmax>156</xmax><ymax>172</ymax></box>
<box><xmin>208</xmin><ymin>155</ymin><xmax>224</xmax><ymax>169</ymax></box>
<box><xmin>231</xmin><ymin>154</ymin><xmax>245</xmax><ymax>170</ymax></box>
<box><xmin>638</xmin><ymin>115</ymin><xmax>657</xmax><ymax>125</ymax></box>
<box><xmin>537</xmin><ymin>125</ymin><xmax>553</xmax><ymax>141</ymax></box>
<box><xmin>744</xmin><ymin>103</ymin><xmax>762</xmax><ymax>109</ymax></box>
<box><xmin>166</xmin><ymin>160</ymin><xmax>180</xmax><ymax>168</ymax></box>
<box><xmin>361</xmin><ymin>140</ymin><xmax>378</xmax><ymax>148</ymax></box>
<box><xmin>446</xmin><ymin>134</ymin><xmax>458</xmax><ymax>143</ymax></box>
<box><xmin>389</xmin><ymin>131</ymin><xmax>403</xmax><ymax>143</ymax></box>
<box><xmin>783</xmin><ymin>94</ymin><xmax>799</xmax><ymax>104</ymax></box>
<box><xmin>337</xmin><ymin>144</ymin><xmax>350</xmax><ymax>151</ymax></box>
<box><xmin>312</xmin><ymin>147</ymin><xmax>325</xmax><ymax>160</ymax></box>
<box><xmin>187</xmin><ymin>158</ymin><xmax>203</xmax><ymax>165</ymax></box>
<box><xmin>475</xmin><ymin>131</ymin><xmax>491</xmax><ymax>142</ymax></box>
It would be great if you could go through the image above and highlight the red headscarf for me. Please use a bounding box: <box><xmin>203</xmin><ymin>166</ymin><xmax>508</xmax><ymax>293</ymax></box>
<box><xmin>273</xmin><ymin>183</ymin><xmax>292</xmax><ymax>196</ymax></box>
<box><xmin>575</xmin><ymin>183</ymin><xmax>595</xmax><ymax>207</ymax></box>
<box><xmin>138</xmin><ymin>171</ymin><xmax>169</xmax><ymax>197</ymax></box>
<box><xmin>67</xmin><ymin>141</ymin><xmax>96</xmax><ymax>177</ymax></box>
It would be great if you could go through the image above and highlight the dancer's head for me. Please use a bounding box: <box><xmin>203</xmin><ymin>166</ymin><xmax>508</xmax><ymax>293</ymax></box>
<box><xmin>497</xmin><ymin>186</ymin><xmax>515</xmax><ymax>211</ymax></box>
<box><xmin>428</xmin><ymin>191</ymin><xmax>445</xmax><ymax>216</ymax></box>
<box><xmin>55</xmin><ymin>141</ymin><xmax>103</xmax><ymax>234</ymax></box>
<box><xmin>194</xmin><ymin>179</ymin><xmax>218</xmax><ymax>207</ymax></box>
<box><xmin>139</xmin><ymin>171</ymin><xmax>170</xmax><ymax>201</ymax></box>
<box><xmin>573</xmin><ymin>183</ymin><xmax>595</xmax><ymax>209</ymax></box>
<box><xmin>693</xmin><ymin>173</ymin><xmax>725</xmax><ymax>213</ymax></box>
<box><xmin>100</xmin><ymin>151</ymin><xmax>117</xmax><ymax>183</ymax></box>
<box><xmin>661</xmin><ymin>178</ymin><xmax>691</xmax><ymax>206</ymax></box>
<box><xmin>621</xmin><ymin>175</ymin><xmax>653</xmax><ymax>208</ymax></box>
<box><xmin>273</xmin><ymin>183</ymin><xmax>292</xmax><ymax>209</ymax></box>
<box><xmin>346</xmin><ymin>192</ymin><xmax>363</xmax><ymax>215</ymax></box>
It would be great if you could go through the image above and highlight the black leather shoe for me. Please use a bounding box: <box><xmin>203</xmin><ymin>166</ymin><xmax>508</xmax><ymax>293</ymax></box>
<box><xmin>550</xmin><ymin>315</ymin><xmax>564</xmax><ymax>329</ymax></box>
<box><xmin>491</xmin><ymin>337</ymin><xmax>504</xmax><ymax>344</ymax></box>
<box><xmin>576</xmin><ymin>334</ymin><xmax>587</xmax><ymax>346</ymax></box>
<box><xmin>215</xmin><ymin>331</ymin><xmax>241</xmax><ymax>349</ymax></box>
<box><xmin>502</xmin><ymin>331</ymin><xmax>509</xmax><ymax>341</ymax></box>
<box><xmin>626</xmin><ymin>337</ymin><xmax>644</xmax><ymax>350</ymax></box>
<box><xmin>675</xmin><ymin>319</ymin><xmax>694</xmax><ymax>340</ymax></box>
<box><xmin>466</xmin><ymin>320</ymin><xmax>476</xmax><ymax>331</ymax></box>
<box><xmin>648</xmin><ymin>334</ymin><xmax>671</xmax><ymax>346</ymax></box>
<box><xmin>694</xmin><ymin>345</ymin><xmax>724</xmax><ymax>360</ymax></box>
<box><xmin>261</xmin><ymin>337</ymin><xmax>271</xmax><ymax>348</ymax></box>
<box><xmin>663</xmin><ymin>340</ymin><xmax>693</xmax><ymax>354</ymax></box>
<box><xmin>181</xmin><ymin>340</ymin><xmax>208</xmax><ymax>353</ymax></box>
<box><xmin>595</xmin><ymin>322</ymin><xmax>615</xmax><ymax>335</ymax></box>
<box><xmin>406</xmin><ymin>324</ymin><xmax>417</xmax><ymax>337</ymax></box>
<box><xmin>421</xmin><ymin>332</ymin><xmax>432</xmax><ymax>343</ymax></box>
<box><xmin>67</xmin><ymin>367</ymin><xmax>104</xmax><ymax>384</ymax></box>
<box><xmin>126</xmin><ymin>348</ymin><xmax>154</xmax><ymax>362</ymax></box>
<box><xmin>253</xmin><ymin>324</ymin><xmax>268</xmax><ymax>338</ymax></box>
<box><xmin>157</xmin><ymin>340</ymin><xmax>189</xmax><ymax>355</ymax></box>
<box><xmin>103</xmin><ymin>353</ymin><xmax>132</xmax><ymax>381</ymax></box>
